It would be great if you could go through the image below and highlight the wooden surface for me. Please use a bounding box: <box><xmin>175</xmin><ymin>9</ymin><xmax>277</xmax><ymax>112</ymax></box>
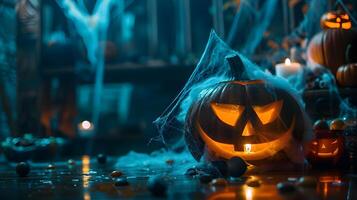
<box><xmin>0</xmin><ymin>155</ymin><xmax>355</xmax><ymax>200</ymax></box>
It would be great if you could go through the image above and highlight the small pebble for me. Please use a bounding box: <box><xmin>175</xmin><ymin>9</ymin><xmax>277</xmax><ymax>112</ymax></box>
<box><xmin>97</xmin><ymin>154</ymin><xmax>107</xmax><ymax>164</ymax></box>
<box><xmin>297</xmin><ymin>176</ymin><xmax>317</xmax><ymax>188</ymax></box>
<box><xmin>209</xmin><ymin>178</ymin><xmax>228</xmax><ymax>187</ymax></box>
<box><xmin>68</xmin><ymin>159</ymin><xmax>76</xmax><ymax>165</ymax></box>
<box><xmin>227</xmin><ymin>157</ymin><xmax>247</xmax><ymax>177</ymax></box>
<box><xmin>147</xmin><ymin>176</ymin><xmax>167</xmax><ymax>197</ymax></box>
<box><xmin>110</xmin><ymin>170</ymin><xmax>123</xmax><ymax>178</ymax></box>
<box><xmin>199</xmin><ymin>173</ymin><xmax>213</xmax><ymax>184</ymax></box>
<box><xmin>47</xmin><ymin>164</ymin><xmax>56</xmax><ymax>170</ymax></box>
<box><xmin>16</xmin><ymin>162</ymin><xmax>30</xmax><ymax>177</ymax></box>
<box><xmin>166</xmin><ymin>159</ymin><xmax>174</xmax><ymax>165</ymax></box>
<box><xmin>114</xmin><ymin>177</ymin><xmax>129</xmax><ymax>186</ymax></box>
<box><xmin>185</xmin><ymin>168</ymin><xmax>197</xmax><ymax>176</ymax></box>
<box><xmin>246</xmin><ymin>179</ymin><xmax>261</xmax><ymax>187</ymax></box>
<box><xmin>277</xmin><ymin>182</ymin><xmax>297</xmax><ymax>194</ymax></box>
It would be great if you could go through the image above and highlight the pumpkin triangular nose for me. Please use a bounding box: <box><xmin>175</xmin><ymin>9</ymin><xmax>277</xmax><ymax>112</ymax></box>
<box><xmin>322</xmin><ymin>144</ymin><xmax>326</xmax><ymax>149</ymax></box>
<box><xmin>242</xmin><ymin>121</ymin><xmax>255</xmax><ymax>136</ymax></box>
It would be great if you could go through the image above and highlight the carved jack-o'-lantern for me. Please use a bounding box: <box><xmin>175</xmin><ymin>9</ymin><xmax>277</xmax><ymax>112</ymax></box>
<box><xmin>185</xmin><ymin>55</ymin><xmax>308</xmax><ymax>165</ymax></box>
<box><xmin>308</xmin><ymin>131</ymin><xmax>343</xmax><ymax>165</ymax></box>
<box><xmin>321</xmin><ymin>11</ymin><xmax>352</xmax><ymax>30</ymax></box>
<box><xmin>307</xmin><ymin>120</ymin><xmax>344</xmax><ymax>166</ymax></box>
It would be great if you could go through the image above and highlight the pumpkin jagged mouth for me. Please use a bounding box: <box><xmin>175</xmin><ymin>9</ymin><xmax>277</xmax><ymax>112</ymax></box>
<box><xmin>313</xmin><ymin>148</ymin><xmax>339</xmax><ymax>157</ymax></box>
<box><xmin>196</xmin><ymin>119</ymin><xmax>295</xmax><ymax>161</ymax></box>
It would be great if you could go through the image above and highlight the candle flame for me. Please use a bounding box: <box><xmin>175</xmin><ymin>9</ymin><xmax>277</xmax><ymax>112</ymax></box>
<box><xmin>244</xmin><ymin>144</ymin><xmax>252</xmax><ymax>153</ymax></box>
<box><xmin>284</xmin><ymin>58</ymin><xmax>291</xmax><ymax>65</ymax></box>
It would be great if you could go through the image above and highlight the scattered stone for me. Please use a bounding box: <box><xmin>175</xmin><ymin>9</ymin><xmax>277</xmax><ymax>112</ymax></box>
<box><xmin>185</xmin><ymin>168</ymin><xmax>197</xmax><ymax>176</ymax></box>
<box><xmin>227</xmin><ymin>157</ymin><xmax>247</xmax><ymax>177</ymax></box>
<box><xmin>110</xmin><ymin>170</ymin><xmax>123</xmax><ymax>178</ymax></box>
<box><xmin>277</xmin><ymin>182</ymin><xmax>297</xmax><ymax>194</ymax></box>
<box><xmin>166</xmin><ymin>159</ymin><xmax>174</xmax><ymax>165</ymax></box>
<box><xmin>68</xmin><ymin>159</ymin><xmax>76</xmax><ymax>165</ymax></box>
<box><xmin>147</xmin><ymin>176</ymin><xmax>167</xmax><ymax>197</ymax></box>
<box><xmin>114</xmin><ymin>177</ymin><xmax>129</xmax><ymax>186</ymax></box>
<box><xmin>209</xmin><ymin>178</ymin><xmax>228</xmax><ymax>187</ymax></box>
<box><xmin>246</xmin><ymin>179</ymin><xmax>261</xmax><ymax>187</ymax></box>
<box><xmin>16</xmin><ymin>162</ymin><xmax>30</xmax><ymax>177</ymax></box>
<box><xmin>47</xmin><ymin>164</ymin><xmax>56</xmax><ymax>170</ymax></box>
<box><xmin>97</xmin><ymin>154</ymin><xmax>107</xmax><ymax>164</ymax></box>
<box><xmin>297</xmin><ymin>176</ymin><xmax>317</xmax><ymax>188</ymax></box>
<box><xmin>199</xmin><ymin>173</ymin><xmax>213</xmax><ymax>184</ymax></box>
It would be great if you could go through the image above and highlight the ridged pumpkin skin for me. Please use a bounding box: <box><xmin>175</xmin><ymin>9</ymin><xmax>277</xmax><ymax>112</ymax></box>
<box><xmin>184</xmin><ymin>80</ymin><xmax>309</xmax><ymax>165</ymax></box>
<box><xmin>336</xmin><ymin>63</ymin><xmax>357</xmax><ymax>87</ymax></box>
<box><xmin>307</xmin><ymin>29</ymin><xmax>357</xmax><ymax>75</ymax></box>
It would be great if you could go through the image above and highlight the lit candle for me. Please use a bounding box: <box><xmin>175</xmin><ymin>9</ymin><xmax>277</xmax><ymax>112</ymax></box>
<box><xmin>244</xmin><ymin>144</ymin><xmax>252</xmax><ymax>154</ymax></box>
<box><xmin>275</xmin><ymin>58</ymin><xmax>302</xmax><ymax>78</ymax></box>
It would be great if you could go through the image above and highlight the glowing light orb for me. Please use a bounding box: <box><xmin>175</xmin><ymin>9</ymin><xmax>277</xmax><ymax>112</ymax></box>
<box><xmin>244</xmin><ymin>144</ymin><xmax>252</xmax><ymax>153</ymax></box>
<box><xmin>285</xmin><ymin>58</ymin><xmax>291</xmax><ymax>65</ymax></box>
<box><xmin>81</xmin><ymin>120</ymin><xmax>93</xmax><ymax>130</ymax></box>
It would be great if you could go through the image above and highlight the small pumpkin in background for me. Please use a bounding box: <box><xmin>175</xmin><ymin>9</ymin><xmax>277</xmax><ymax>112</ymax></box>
<box><xmin>337</xmin><ymin>64</ymin><xmax>357</xmax><ymax>87</ymax></box>
<box><xmin>307</xmin><ymin>11</ymin><xmax>357</xmax><ymax>75</ymax></box>
<box><xmin>320</xmin><ymin>11</ymin><xmax>352</xmax><ymax>30</ymax></box>
<box><xmin>307</xmin><ymin>119</ymin><xmax>345</xmax><ymax>166</ymax></box>
<box><xmin>336</xmin><ymin>45</ymin><xmax>357</xmax><ymax>87</ymax></box>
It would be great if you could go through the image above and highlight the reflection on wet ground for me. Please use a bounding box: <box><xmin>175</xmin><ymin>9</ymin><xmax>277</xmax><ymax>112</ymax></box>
<box><xmin>0</xmin><ymin>156</ymin><xmax>355</xmax><ymax>200</ymax></box>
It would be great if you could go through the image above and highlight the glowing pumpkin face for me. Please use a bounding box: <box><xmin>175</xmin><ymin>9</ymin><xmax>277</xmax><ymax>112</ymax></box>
<box><xmin>321</xmin><ymin>11</ymin><xmax>352</xmax><ymax>30</ymax></box>
<box><xmin>308</xmin><ymin>131</ymin><xmax>343</xmax><ymax>165</ymax></box>
<box><xmin>185</xmin><ymin>79</ymin><xmax>307</xmax><ymax>164</ymax></box>
<box><xmin>185</xmin><ymin>55</ymin><xmax>309</xmax><ymax>165</ymax></box>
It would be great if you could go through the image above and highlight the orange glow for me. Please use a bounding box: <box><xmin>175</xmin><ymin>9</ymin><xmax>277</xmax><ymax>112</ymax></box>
<box><xmin>197</xmin><ymin>119</ymin><xmax>295</xmax><ymax>161</ymax></box>
<box><xmin>245</xmin><ymin>186</ymin><xmax>253</xmax><ymax>200</ymax></box>
<box><xmin>211</xmin><ymin>103</ymin><xmax>244</xmax><ymax>126</ymax></box>
<box><xmin>207</xmin><ymin>191</ymin><xmax>236</xmax><ymax>200</ymax></box>
<box><xmin>327</xmin><ymin>13</ymin><xmax>336</xmax><ymax>19</ymax></box>
<box><xmin>244</xmin><ymin>144</ymin><xmax>252</xmax><ymax>153</ymax></box>
<box><xmin>341</xmin><ymin>14</ymin><xmax>349</xmax><ymax>20</ymax></box>
<box><xmin>253</xmin><ymin>100</ymin><xmax>283</xmax><ymax>125</ymax></box>
<box><xmin>242</xmin><ymin>121</ymin><xmax>254</xmax><ymax>136</ymax></box>
<box><xmin>324</xmin><ymin>21</ymin><xmax>340</xmax><ymax>29</ymax></box>
<box><xmin>342</xmin><ymin>22</ymin><xmax>352</xmax><ymax>29</ymax></box>
<box><xmin>82</xmin><ymin>155</ymin><xmax>90</xmax><ymax>188</ymax></box>
<box><xmin>323</xmin><ymin>182</ymin><xmax>328</xmax><ymax>197</ymax></box>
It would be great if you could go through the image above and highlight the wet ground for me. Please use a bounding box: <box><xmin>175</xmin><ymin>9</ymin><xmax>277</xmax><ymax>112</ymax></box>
<box><xmin>0</xmin><ymin>155</ymin><xmax>355</xmax><ymax>200</ymax></box>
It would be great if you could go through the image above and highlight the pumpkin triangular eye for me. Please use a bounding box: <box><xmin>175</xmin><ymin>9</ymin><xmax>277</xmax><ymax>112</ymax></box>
<box><xmin>341</xmin><ymin>14</ymin><xmax>349</xmax><ymax>20</ymax></box>
<box><xmin>211</xmin><ymin>103</ymin><xmax>244</xmax><ymax>126</ymax></box>
<box><xmin>253</xmin><ymin>100</ymin><xmax>283</xmax><ymax>125</ymax></box>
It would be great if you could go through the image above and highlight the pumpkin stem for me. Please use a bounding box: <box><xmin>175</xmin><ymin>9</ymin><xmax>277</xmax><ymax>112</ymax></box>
<box><xmin>226</xmin><ymin>54</ymin><xmax>246</xmax><ymax>80</ymax></box>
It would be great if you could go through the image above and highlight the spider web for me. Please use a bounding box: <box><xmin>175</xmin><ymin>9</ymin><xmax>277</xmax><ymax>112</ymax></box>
<box><xmin>153</xmin><ymin>31</ymin><xmax>312</xmax><ymax>151</ymax></box>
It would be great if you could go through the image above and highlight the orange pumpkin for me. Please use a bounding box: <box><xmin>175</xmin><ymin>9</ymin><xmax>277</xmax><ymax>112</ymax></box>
<box><xmin>308</xmin><ymin>120</ymin><xmax>344</xmax><ymax>166</ymax></box>
<box><xmin>307</xmin><ymin>29</ymin><xmax>357</xmax><ymax>75</ymax></box>
<box><xmin>321</xmin><ymin>11</ymin><xmax>352</xmax><ymax>30</ymax></box>
<box><xmin>336</xmin><ymin>63</ymin><xmax>357</xmax><ymax>87</ymax></box>
<box><xmin>308</xmin><ymin>131</ymin><xmax>344</xmax><ymax>166</ymax></box>
<box><xmin>185</xmin><ymin>55</ymin><xmax>308</xmax><ymax>165</ymax></box>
